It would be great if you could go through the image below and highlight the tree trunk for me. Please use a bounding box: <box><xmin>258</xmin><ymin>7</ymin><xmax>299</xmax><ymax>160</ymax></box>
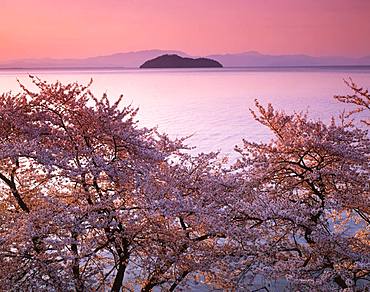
<box><xmin>111</xmin><ymin>261</ymin><xmax>128</xmax><ymax>292</ymax></box>
<box><xmin>71</xmin><ymin>232</ymin><xmax>84</xmax><ymax>292</ymax></box>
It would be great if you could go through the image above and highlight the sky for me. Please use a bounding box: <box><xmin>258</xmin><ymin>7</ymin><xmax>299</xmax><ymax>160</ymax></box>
<box><xmin>1</xmin><ymin>0</ymin><xmax>370</xmax><ymax>61</ymax></box>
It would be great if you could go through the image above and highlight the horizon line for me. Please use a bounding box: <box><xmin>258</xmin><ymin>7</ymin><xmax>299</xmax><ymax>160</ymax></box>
<box><xmin>1</xmin><ymin>65</ymin><xmax>370</xmax><ymax>71</ymax></box>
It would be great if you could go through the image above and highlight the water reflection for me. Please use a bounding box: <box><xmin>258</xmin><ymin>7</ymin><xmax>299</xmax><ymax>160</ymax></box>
<box><xmin>1</xmin><ymin>68</ymin><xmax>369</xmax><ymax>159</ymax></box>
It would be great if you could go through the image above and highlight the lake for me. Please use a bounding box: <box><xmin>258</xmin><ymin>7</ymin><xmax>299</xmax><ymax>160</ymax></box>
<box><xmin>1</xmin><ymin>67</ymin><xmax>369</xmax><ymax>159</ymax></box>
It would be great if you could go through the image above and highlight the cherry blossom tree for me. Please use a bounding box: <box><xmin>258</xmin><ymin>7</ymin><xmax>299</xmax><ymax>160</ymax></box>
<box><xmin>231</xmin><ymin>81</ymin><xmax>370</xmax><ymax>290</ymax></box>
<box><xmin>0</xmin><ymin>77</ymin><xmax>227</xmax><ymax>291</ymax></box>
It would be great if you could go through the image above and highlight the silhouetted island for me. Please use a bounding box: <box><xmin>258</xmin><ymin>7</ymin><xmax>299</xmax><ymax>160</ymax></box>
<box><xmin>140</xmin><ymin>54</ymin><xmax>223</xmax><ymax>68</ymax></box>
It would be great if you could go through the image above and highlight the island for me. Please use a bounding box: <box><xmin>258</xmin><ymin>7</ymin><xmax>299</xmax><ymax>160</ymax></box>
<box><xmin>140</xmin><ymin>54</ymin><xmax>223</xmax><ymax>68</ymax></box>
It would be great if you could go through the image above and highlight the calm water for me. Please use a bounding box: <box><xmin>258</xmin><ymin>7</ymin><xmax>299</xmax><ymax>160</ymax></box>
<box><xmin>1</xmin><ymin>67</ymin><xmax>369</xmax><ymax>158</ymax></box>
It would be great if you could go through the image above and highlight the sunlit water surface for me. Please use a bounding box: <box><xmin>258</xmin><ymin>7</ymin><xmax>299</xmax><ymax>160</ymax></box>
<box><xmin>1</xmin><ymin>67</ymin><xmax>369</xmax><ymax>159</ymax></box>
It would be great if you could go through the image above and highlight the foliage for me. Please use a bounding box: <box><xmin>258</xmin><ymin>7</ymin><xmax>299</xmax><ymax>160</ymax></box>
<box><xmin>0</xmin><ymin>77</ymin><xmax>227</xmax><ymax>291</ymax></box>
<box><xmin>231</xmin><ymin>81</ymin><xmax>370</xmax><ymax>290</ymax></box>
<box><xmin>0</xmin><ymin>77</ymin><xmax>368</xmax><ymax>291</ymax></box>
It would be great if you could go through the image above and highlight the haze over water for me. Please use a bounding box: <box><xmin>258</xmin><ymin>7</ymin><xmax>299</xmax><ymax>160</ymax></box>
<box><xmin>1</xmin><ymin>67</ymin><xmax>369</xmax><ymax>159</ymax></box>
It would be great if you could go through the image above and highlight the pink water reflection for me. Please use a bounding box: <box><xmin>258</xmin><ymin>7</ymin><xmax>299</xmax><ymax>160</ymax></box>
<box><xmin>1</xmin><ymin>68</ymin><xmax>369</xmax><ymax>158</ymax></box>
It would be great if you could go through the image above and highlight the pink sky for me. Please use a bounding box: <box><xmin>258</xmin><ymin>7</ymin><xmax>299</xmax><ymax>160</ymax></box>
<box><xmin>1</xmin><ymin>0</ymin><xmax>370</xmax><ymax>61</ymax></box>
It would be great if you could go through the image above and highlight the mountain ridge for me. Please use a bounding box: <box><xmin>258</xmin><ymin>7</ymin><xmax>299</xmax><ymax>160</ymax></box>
<box><xmin>0</xmin><ymin>50</ymin><xmax>189</xmax><ymax>69</ymax></box>
<box><xmin>207</xmin><ymin>52</ymin><xmax>370</xmax><ymax>67</ymax></box>
<box><xmin>1</xmin><ymin>50</ymin><xmax>369</xmax><ymax>69</ymax></box>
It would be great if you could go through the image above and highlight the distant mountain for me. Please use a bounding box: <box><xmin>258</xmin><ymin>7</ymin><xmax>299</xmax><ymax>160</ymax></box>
<box><xmin>1</xmin><ymin>50</ymin><xmax>369</xmax><ymax>69</ymax></box>
<box><xmin>0</xmin><ymin>50</ymin><xmax>189</xmax><ymax>69</ymax></box>
<box><xmin>140</xmin><ymin>54</ymin><xmax>223</xmax><ymax>68</ymax></box>
<box><xmin>207</xmin><ymin>51</ymin><xmax>370</xmax><ymax>67</ymax></box>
